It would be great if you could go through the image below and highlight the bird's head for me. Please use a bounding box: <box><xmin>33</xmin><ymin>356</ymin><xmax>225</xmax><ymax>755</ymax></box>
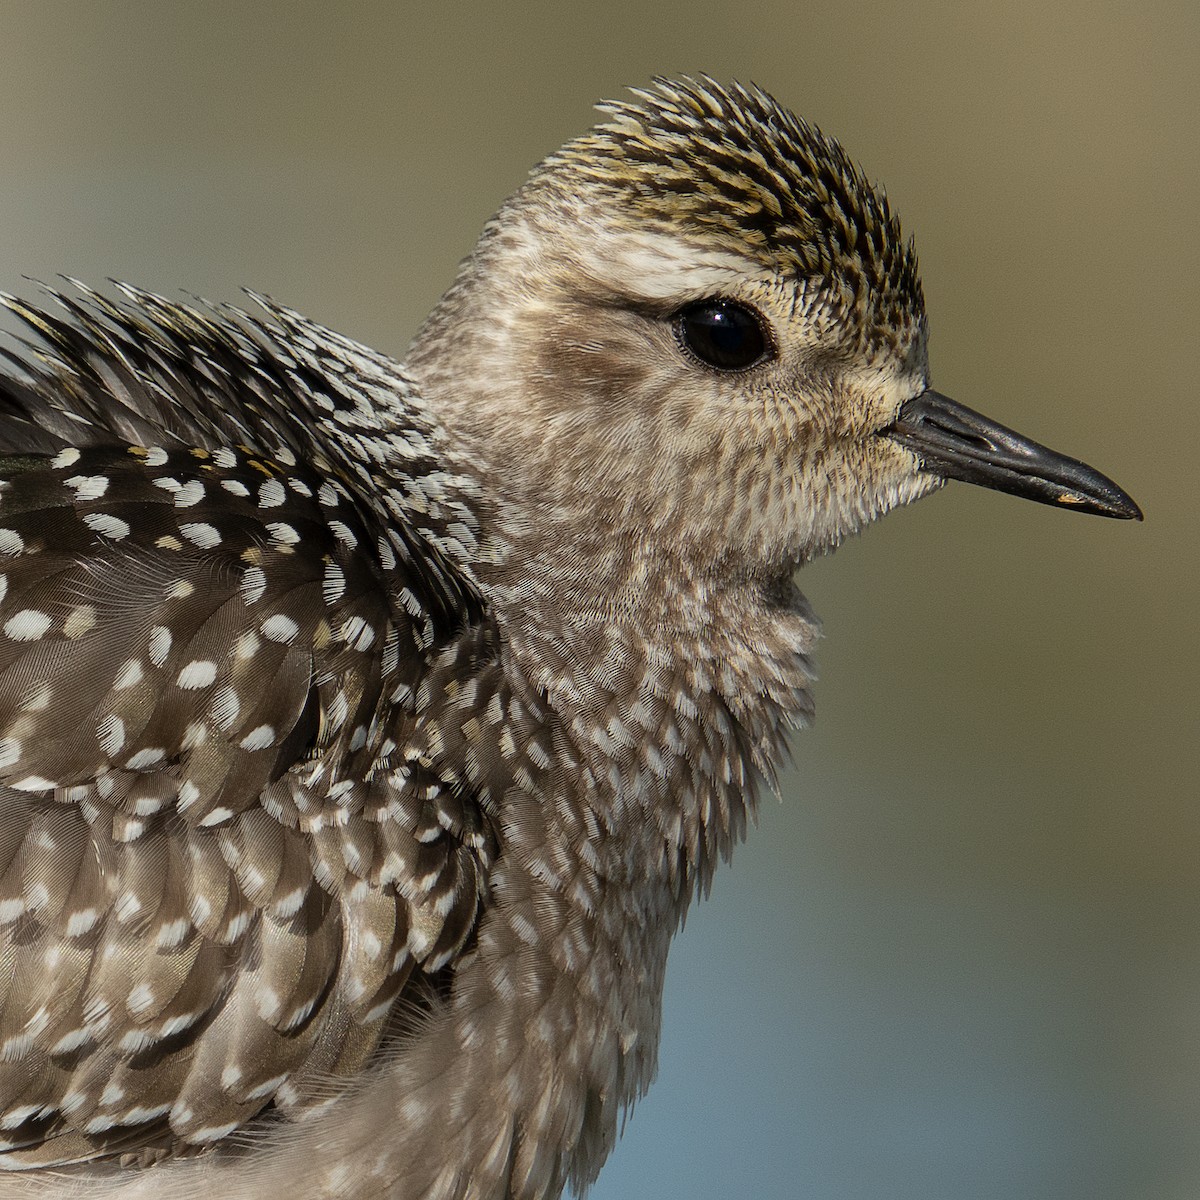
<box><xmin>412</xmin><ymin>78</ymin><xmax>1139</xmax><ymax>584</ymax></box>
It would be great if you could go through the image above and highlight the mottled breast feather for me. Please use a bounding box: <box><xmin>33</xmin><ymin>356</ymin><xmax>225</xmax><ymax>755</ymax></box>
<box><xmin>0</xmin><ymin>286</ymin><xmax>496</xmax><ymax>1165</ymax></box>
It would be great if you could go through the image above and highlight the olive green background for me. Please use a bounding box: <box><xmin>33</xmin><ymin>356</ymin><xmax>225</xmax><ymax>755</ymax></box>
<box><xmin>0</xmin><ymin>3</ymin><xmax>1193</xmax><ymax>1197</ymax></box>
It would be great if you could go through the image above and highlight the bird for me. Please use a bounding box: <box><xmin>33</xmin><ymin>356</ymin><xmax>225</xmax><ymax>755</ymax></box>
<box><xmin>0</xmin><ymin>77</ymin><xmax>1139</xmax><ymax>1200</ymax></box>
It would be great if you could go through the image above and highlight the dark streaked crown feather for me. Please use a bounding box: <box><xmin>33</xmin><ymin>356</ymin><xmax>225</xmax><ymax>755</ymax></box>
<box><xmin>533</xmin><ymin>76</ymin><xmax>924</xmax><ymax>354</ymax></box>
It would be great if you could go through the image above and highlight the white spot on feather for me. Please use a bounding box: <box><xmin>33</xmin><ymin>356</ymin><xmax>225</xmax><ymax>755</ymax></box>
<box><xmin>254</xmin><ymin>986</ymin><xmax>281</xmax><ymax>1021</ymax></box>
<box><xmin>12</xmin><ymin>776</ymin><xmax>55</xmax><ymax>792</ymax></box>
<box><xmin>210</xmin><ymin>685</ymin><xmax>240</xmax><ymax>729</ymax></box>
<box><xmin>174</xmin><ymin>480</ymin><xmax>205</xmax><ymax>507</ymax></box>
<box><xmin>182</xmin><ymin>721</ymin><xmax>208</xmax><ymax>750</ymax></box>
<box><xmin>126</xmin><ymin>985</ymin><xmax>155</xmax><ymax>1016</ymax></box>
<box><xmin>126</xmin><ymin>747</ymin><xmax>165</xmax><ymax>770</ymax></box>
<box><xmin>121</xmin><ymin>1103</ymin><xmax>172</xmax><ymax>1124</ymax></box>
<box><xmin>258</xmin><ymin>478</ymin><xmax>286</xmax><ymax>508</ymax></box>
<box><xmin>50</xmin><ymin>1029</ymin><xmax>89</xmax><ymax>1056</ymax></box>
<box><xmin>156</xmin><ymin>917</ymin><xmax>190</xmax><ymax>948</ymax></box>
<box><xmin>3</xmin><ymin>610</ymin><xmax>51</xmax><ymax>641</ymax></box>
<box><xmin>267</xmin><ymin>521</ymin><xmax>300</xmax><ymax>547</ymax></box>
<box><xmin>340</xmin><ymin>615</ymin><xmax>376</xmax><ymax>651</ymax></box>
<box><xmin>66</xmin><ymin>908</ymin><xmax>99</xmax><ymax>937</ymax></box>
<box><xmin>0</xmin><ymin>1034</ymin><xmax>32</xmax><ymax>1062</ymax></box>
<box><xmin>148</xmin><ymin>625</ymin><xmax>172</xmax><ymax>665</ymax></box>
<box><xmin>240</xmin><ymin>566</ymin><xmax>267</xmax><ymax>604</ymax></box>
<box><xmin>189</xmin><ymin>1121</ymin><xmax>239</xmax><ymax>1144</ymax></box>
<box><xmin>82</xmin><ymin>513</ymin><xmax>130</xmax><ymax>540</ymax></box>
<box><xmin>116</xmin><ymin>1027</ymin><xmax>153</xmax><ymax>1056</ymax></box>
<box><xmin>322</xmin><ymin>560</ymin><xmax>346</xmax><ymax>604</ymax></box>
<box><xmin>177</xmin><ymin>660</ymin><xmax>217</xmax><ymax>690</ymax></box>
<box><xmin>65</xmin><ymin>474</ymin><xmax>108</xmax><ymax>501</ymax></box>
<box><xmin>156</xmin><ymin>1014</ymin><xmax>199</xmax><ymax>1038</ymax></box>
<box><xmin>235</xmin><ymin>630</ymin><xmax>260</xmax><ymax>659</ymax></box>
<box><xmin>328</xmin><ymin>520</ymin><xmax>357</xmax><ymax>549</ymax></box>
<box><xmin>179</xmin><ymin>522</ymin><xmax>221</xmax><ymax>549</ymax></box>
<box><xmin>97</xmin><ymin>715</ymin><xmax>126</xmax><ymax>757</ymax></box>
<box><xmin>243</xmin><ymin>1073</ymin><xmax>289</xmax><ymax>1102</ymax></box>
<box><xmin>261</xmin><ymin>614</ymin><xmax>299</xmax><ymax>643</ymax></box>
<box><xmin>19</xmin><ymin>685</ymin><xmax>50</xmax><ymax>713</ymax></box>
<box><xmin>0</xmin><ymin>1104</ymin><xmax>42</xmax><ymax>1130</ymax></box>
<box><xmin>240</xmin><ymin>724</ymin><xmax>276</xmax><ymax>751</ymax></box>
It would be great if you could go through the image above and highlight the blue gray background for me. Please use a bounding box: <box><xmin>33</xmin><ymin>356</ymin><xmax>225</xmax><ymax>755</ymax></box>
<box><xmin>0</xmin><ymin>4</ymin><xmax>1192</xmax><ymax>1197</ymax></box>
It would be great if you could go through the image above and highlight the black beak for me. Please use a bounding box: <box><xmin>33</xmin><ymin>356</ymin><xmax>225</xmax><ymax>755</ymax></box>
<box><xmin>884</xmin><ymin>389</ymin><xmax>1142</xmax><ymax>520</ymax></box>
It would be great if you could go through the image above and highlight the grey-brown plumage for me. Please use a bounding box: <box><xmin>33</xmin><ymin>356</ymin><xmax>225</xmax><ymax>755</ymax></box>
<box><xmin>0</xmin><ymin>79</ymin><xmax>1138</xmax><ymax>1199</ymax></box>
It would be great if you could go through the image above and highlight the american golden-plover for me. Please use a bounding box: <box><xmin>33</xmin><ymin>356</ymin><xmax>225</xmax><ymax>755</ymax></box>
<box><xmin>0</xmin><ymin>78</ymin><xmax>1138</xmax><ymax>1199</ymax></box>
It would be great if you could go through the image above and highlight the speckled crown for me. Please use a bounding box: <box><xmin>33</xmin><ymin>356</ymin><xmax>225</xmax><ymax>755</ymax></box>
<box><xmin>534</xmin><ymin>77</ymin><xmax>925</xmax><ymax>352</ymax></box>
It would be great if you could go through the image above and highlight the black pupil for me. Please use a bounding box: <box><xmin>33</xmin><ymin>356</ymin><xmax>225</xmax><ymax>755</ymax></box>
<box><xmin>678</xmin><ymin>301</ymin><xmax>766</xmax><ymax>371</ymax></box>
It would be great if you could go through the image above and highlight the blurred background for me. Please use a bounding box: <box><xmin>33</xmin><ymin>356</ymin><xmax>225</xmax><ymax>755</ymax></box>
<box><xmin>0</xmin><ymin>3</ymin><xmax>1192</xmax><ymax>1197</ymax></box>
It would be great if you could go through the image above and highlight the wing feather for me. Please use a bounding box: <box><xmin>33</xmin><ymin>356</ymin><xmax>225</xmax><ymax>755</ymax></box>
<box><xmin>0</xmin><ymin>287</ymin><xmax>499</xmax><ymax>1164</ymax></box>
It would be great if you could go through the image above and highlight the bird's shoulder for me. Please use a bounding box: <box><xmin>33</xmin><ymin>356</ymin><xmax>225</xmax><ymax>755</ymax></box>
<box><xmin>0</xmin><ymin>285</ymin><xmax>500</xmax><ymax>1164</ymax></box>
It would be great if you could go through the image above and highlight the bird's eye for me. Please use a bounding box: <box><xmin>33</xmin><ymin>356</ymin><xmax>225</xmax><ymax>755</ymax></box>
<box><xmin>675</xmin><ymin>300</ymin><xmax>770</xmax><ymax>372</ymax></box>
